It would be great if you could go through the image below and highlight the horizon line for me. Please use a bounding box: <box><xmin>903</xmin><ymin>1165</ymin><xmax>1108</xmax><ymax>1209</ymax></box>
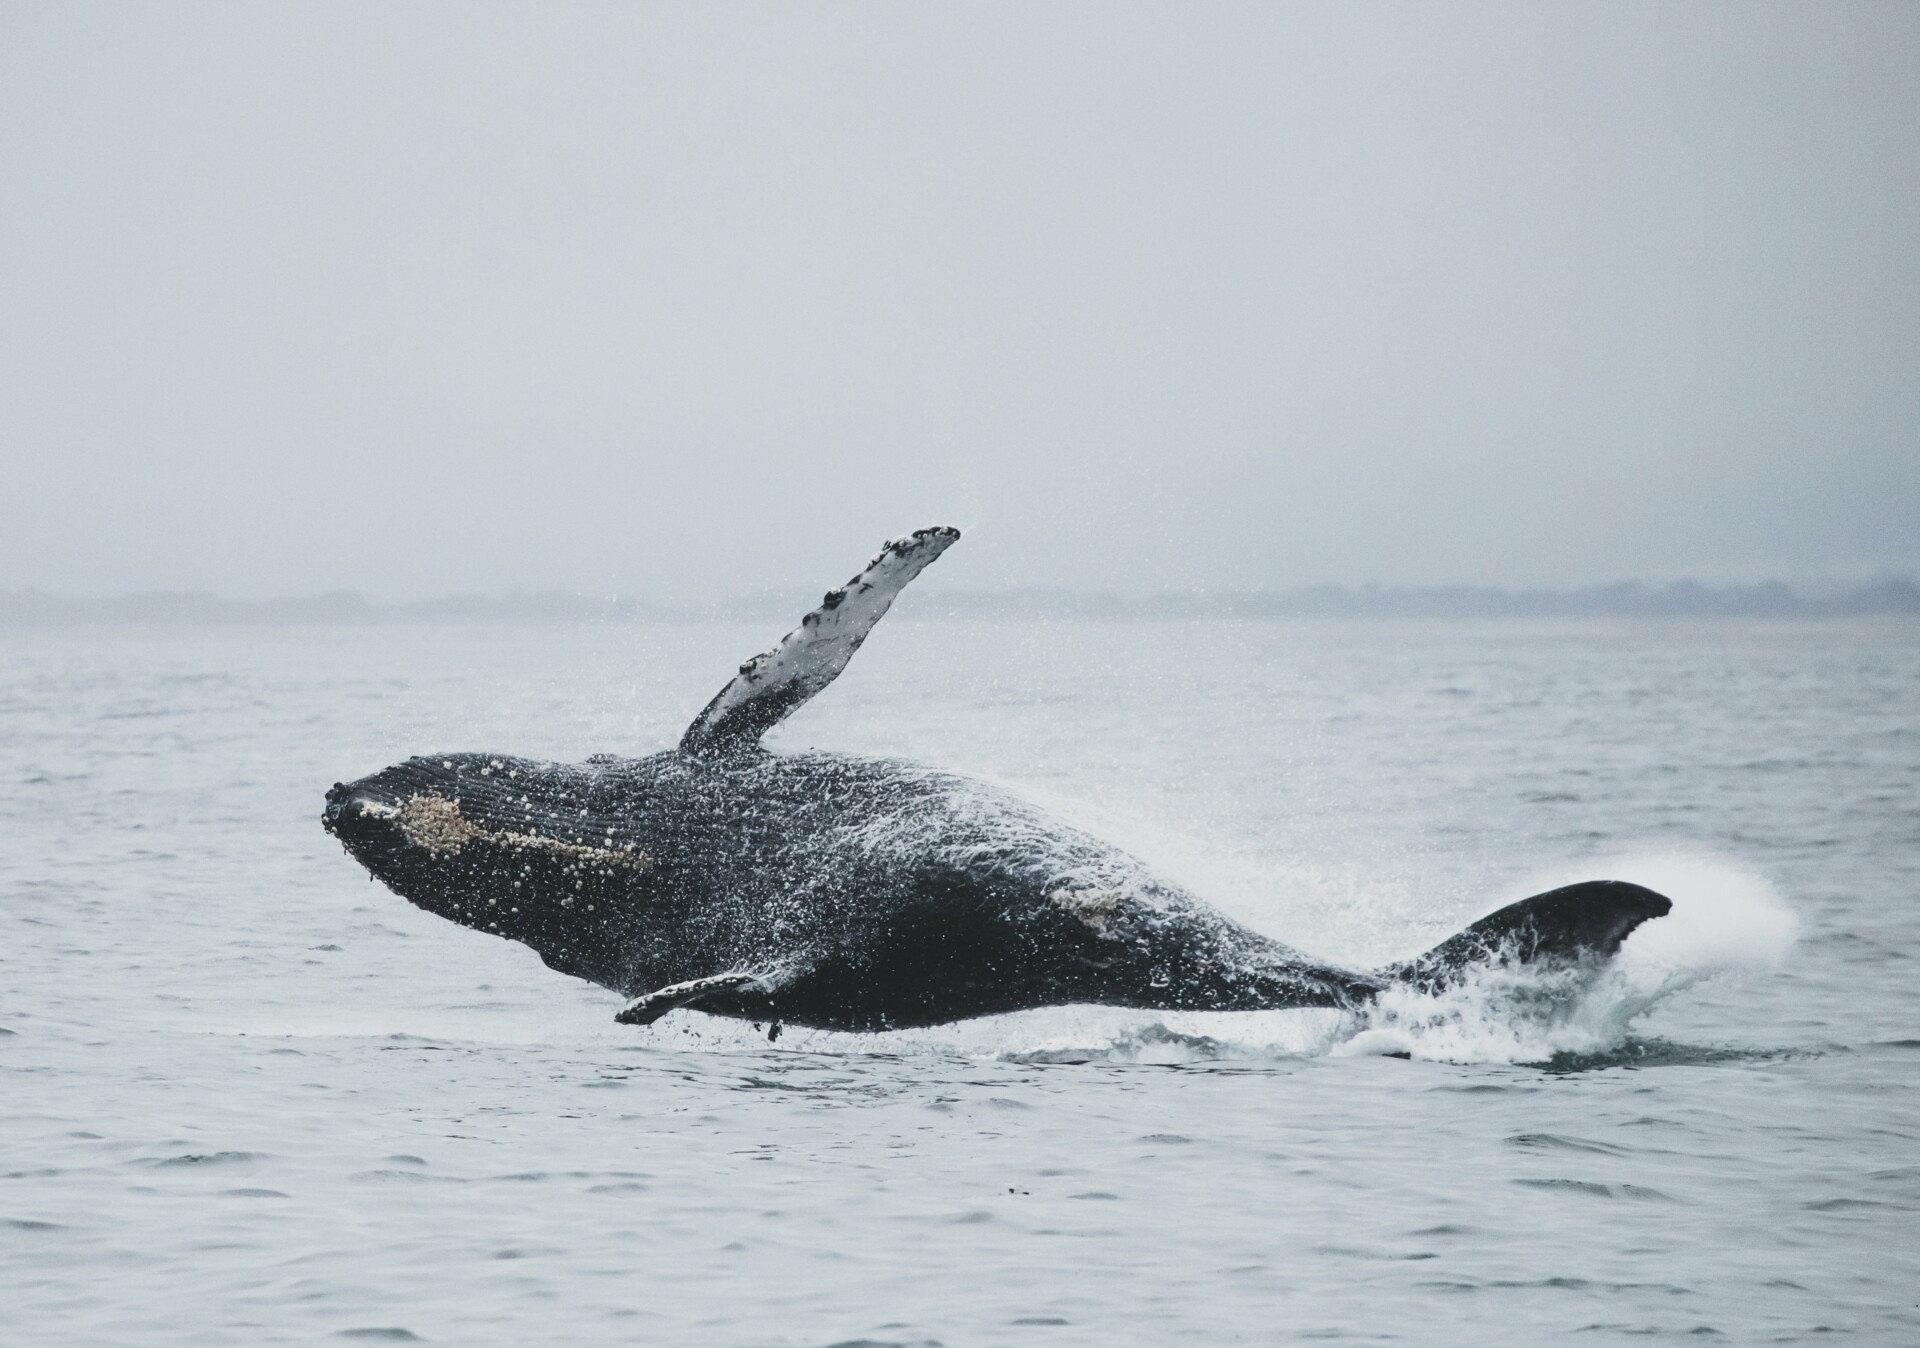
<box><xmin>3</xmin><ymin>576</ymin><xmax>1917</xmax><ymax>624</ymax></box>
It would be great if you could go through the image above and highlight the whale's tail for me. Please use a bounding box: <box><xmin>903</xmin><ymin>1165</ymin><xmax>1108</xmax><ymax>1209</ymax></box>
<box><xmin>1381</xmin><ymin>879</ymin><xmax>1672</xmax><ymax>992</ymax></box>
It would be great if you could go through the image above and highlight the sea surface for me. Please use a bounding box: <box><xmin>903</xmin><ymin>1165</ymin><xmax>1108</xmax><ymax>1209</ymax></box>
<box><xmin>2</xmin><ymin>616</ymin><xmax>1915</xmax><ymax>1345</ymax></box>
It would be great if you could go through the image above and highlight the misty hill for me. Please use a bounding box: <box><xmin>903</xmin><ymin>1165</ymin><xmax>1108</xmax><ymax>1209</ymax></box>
<box><xmin>3</xmin><ymin>580</ymin><xmax>1916</xmax><ymax>625</ymax></box>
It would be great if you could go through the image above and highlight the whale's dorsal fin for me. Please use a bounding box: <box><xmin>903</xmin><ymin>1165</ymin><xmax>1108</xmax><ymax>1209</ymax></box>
<box><xmin>679</xmin><ymin>526</ymin><xmax>961</xmax><ymax>759</ymax></box>
<box><xmin>1385</xmin><ymin>880</ymin><xmax>1672</xmax><ymax>992</ymax></box>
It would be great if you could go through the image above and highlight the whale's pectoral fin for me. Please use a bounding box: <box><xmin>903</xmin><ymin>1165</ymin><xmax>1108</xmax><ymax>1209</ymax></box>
<box><xmin>679</xmin><ymin>526</ymin><xmax>961</xmax><ymax>759</ymax></box>
<box><xmin>1384</xmin><ymin>879</ymin><xmax>1672</xmax><ymax>993</ymax></box>
<box><xmin>615</xmin><ymin>972</ymin><xmax>757</xmax><ymax>1025</ymax></box>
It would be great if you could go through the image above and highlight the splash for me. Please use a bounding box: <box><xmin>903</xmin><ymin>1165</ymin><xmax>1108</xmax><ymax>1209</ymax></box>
<box><xmin>1337</xmin><ymin>852</ymin><xmax>1798</xmax><ymax>1064</ymax></box>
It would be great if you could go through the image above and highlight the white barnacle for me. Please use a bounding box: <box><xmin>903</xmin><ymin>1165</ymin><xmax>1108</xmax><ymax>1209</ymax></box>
<box><xmin>394</xmin><ymin>793</ymin><xmax>483</xmax><ymax>856</ymax></box>
<box><xmin>391</xmin><ymin>791</ymin><xmax>654</xmax><ymax>874</ymax></box>
<box><xmin>1048</xmin><ymin>885</ymin><xmax>1129</xmax><ymax>937</ymax></box>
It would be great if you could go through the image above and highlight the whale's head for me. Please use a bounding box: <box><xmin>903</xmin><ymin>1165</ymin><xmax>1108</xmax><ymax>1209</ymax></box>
<box><xmin>322</xmin><ymin>755</ymin><xmax>655</xmax><ymax>985</ymax></box>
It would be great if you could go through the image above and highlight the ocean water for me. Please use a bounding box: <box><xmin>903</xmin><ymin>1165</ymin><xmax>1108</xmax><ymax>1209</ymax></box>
<box><xmin>2</xmin><ymin>616</ymin><xmax>1915</xmax><ymax>1345</ymax></box>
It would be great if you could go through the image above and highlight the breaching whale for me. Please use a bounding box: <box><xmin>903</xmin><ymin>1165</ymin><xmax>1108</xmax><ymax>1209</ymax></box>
<box><xmin>322</xmin><ymin>527</ymin><xmax>1671</xmax><ymax>1035</ymax></box>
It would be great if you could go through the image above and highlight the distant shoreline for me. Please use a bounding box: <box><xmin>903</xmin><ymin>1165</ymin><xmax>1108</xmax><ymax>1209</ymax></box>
<box><xmin>3</xmin><ymin>579</ymin><xmax>1916</xmax><ymax>625</ymax></box>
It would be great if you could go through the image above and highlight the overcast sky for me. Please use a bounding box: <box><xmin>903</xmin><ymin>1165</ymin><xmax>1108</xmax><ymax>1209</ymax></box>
<box><xmin>3</xmin><ymin>2</ymin><xmax>1916</xmax><ymax>599</ymax></box>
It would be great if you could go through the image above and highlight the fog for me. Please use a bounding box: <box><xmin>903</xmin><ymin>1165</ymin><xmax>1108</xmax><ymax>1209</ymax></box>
<box><xmin>3</xmin><ymin>2</ymin><xmax>1916</xmax><ymax>600</ymax></box>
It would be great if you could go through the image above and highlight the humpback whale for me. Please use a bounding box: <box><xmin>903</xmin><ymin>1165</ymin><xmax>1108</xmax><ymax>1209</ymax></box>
<box><xmin>322</xmin><ymin>527</ymin><xmax>1671</xmax><ymax>1035</ymax></box>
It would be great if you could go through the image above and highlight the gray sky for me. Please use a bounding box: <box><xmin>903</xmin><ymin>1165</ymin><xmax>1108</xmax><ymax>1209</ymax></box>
<box><xmin>3</xmin><ymin>2</ymin><xmax>1916</xmax><ymax>599</ymax></box>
